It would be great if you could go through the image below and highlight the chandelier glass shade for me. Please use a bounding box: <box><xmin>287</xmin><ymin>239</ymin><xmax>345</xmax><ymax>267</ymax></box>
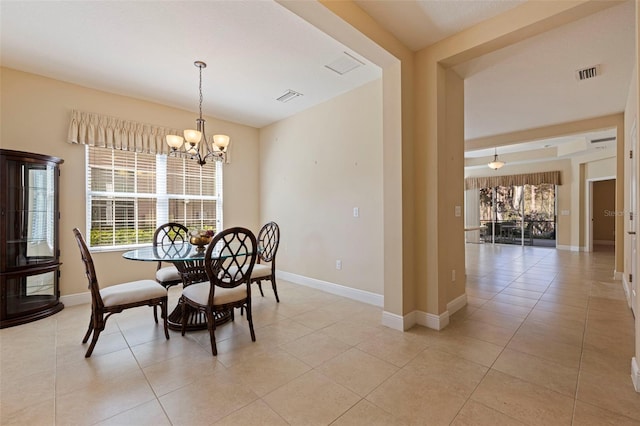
<box><xmin>166</xmin><ymin>61</ymin><xmax>230</xmax><ymax>166</ymax></box>
<box><xmin>488</xmin><ymin>147</ymin><xmax>505</xmax><ymax>170</ymax></box>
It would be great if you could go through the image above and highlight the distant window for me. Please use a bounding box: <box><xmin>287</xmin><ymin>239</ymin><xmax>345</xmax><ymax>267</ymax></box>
<box><xmin>86</xmin><ymin>146</ymin><xmax>222</xmax><ymax>250</ymax></box>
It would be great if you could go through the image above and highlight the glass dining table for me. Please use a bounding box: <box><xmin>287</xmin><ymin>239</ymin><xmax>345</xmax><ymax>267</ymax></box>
<box><xmin>122</xmin><ymin>242</ymin><xmax>238</xmax><ymax>331</ymax></box>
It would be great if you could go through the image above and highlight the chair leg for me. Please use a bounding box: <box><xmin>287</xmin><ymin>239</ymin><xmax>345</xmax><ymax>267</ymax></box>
<box><xmin>82</xmin><ymin>315</ymin><xmax>93</xmax><ymax>343</ymax></box>
<box><xmin>205</xmin><ymin>310</ymin><xmax>218</xmax><ymax>356</ymax></box>
<box><xmin>85</xmin><ymin>328</ymin><xmax>101</xmax><ymax>357</ymax></box>
<box><xmin>153</xmin><ymin>305</ymin><xmax>159</xmax><ymax>324</ymax></box>
<box><xmin>246</xmin><ymin>302</ymin><xmax>256</xmax><ymax>342</ymax></box>
<box><xmin>161</xmin><ymin>299</ymin><xmax>169</xmax><ymax>340</ymax></box>
<box><xmin>256</xmin><ymin>280</ymin><xmax>265</xmax><ymax>297</ymax></box>
<box><xmin>271</xmin><ymin>276</ymin><xmax>280</xmax><ymax>303</ymax></box>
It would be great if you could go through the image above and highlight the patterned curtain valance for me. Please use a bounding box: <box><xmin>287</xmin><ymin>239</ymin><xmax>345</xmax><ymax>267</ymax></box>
<box><xmin>67</xmin><ymin>109</ymin><xmax>181</xmax><ymax>155</ymax></box>
<box><xmin>465</xmin><ymin>171</ymin><xmax>562</xmax><ymax>190</ymax></box>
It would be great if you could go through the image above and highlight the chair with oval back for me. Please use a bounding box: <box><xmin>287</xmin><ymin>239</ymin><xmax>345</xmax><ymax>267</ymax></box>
<box><xmin>73</xmin><ymin>228</ymin><xmax>169</xmax><ymax>357</ymax></box>
<box><xmin>152</xmin><ymin>222</ymin><xmax>189</xmax><ymax>321</ymax></box>
<box><xmin>179</xmin><ymin>227</ymin><xmax>257</xmax><ymax>356</ymax></box>
<box><xmin>251</xmin><ymin>221</ymin><xmax>280</xmax><ymax>302</ymax></box>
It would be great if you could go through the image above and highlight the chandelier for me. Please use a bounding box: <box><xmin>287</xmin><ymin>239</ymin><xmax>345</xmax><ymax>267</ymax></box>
<box><xmin>487</xmin><ymin>147</ymin><xmax>505</xmax><ymax>170</ymax></box>
<box><xmin>166</xmin><ymin>61</ymin><xmax>230</xmax><ymax>166</ymax></box>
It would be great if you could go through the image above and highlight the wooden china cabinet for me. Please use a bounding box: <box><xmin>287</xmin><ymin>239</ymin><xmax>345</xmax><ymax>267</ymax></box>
<box><xmin>0</xmin><ymin>149</ymin><xmax>64</xmax><ymax>328</ymax></box>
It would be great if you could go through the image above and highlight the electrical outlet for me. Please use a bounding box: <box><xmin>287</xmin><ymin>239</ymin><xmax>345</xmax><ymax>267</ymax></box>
<box><xmin>353</xmin><ymin>207</ymin><xmax>359</xmax><ymax>218</ymax></box>
<box><xmin>336</xmin><ymin>260</ymin><xmax>342</xmax><ymax>270</ymax></box>
<box><xmin>452</xmin><ymin>269</ymin><xmax>456</xmax><ymax>282</ymax></box>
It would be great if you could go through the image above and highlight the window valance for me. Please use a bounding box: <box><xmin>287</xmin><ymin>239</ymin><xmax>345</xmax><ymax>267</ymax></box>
<box><xmin>465</xmin><ymin>171</ymin><xmax>562</xmax><ymax>190</ymax></box>
<box><xmin>67</xmin><ymin>110</ymin><xmax>180</xmax><ymax>155</ymax></box>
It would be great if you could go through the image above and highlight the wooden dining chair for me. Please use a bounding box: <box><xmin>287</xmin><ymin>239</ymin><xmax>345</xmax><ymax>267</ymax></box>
<box><xmin>152</xmin><ymin>222</ymin><xmax>189</xmax><ymax>321</ymax></box>
<box><xmin>251</xmin><ymin>221</ymin><xmax>280</xmax><ymax>302</ymax></box>
<box><xmin>179</xmin><ymin>227</ymin><xmax>257</xmax><ymax>356</ymax></box>
<box><xmin>73</xmin><ymin>228</ymin><xmax>169</xmax><ymax>357</ymax></box>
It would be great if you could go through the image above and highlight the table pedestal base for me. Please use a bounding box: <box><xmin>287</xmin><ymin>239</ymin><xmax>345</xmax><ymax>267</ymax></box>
<box><xmin>166</xmin><ymin>303</ymin><xmax>232</xmax><ymax>331</ymax></box>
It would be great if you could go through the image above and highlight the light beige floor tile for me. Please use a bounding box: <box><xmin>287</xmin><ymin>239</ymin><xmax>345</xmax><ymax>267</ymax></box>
<box><xmin>280</xmin><ymin>331</ymin><xmax>351</xmax><ymax>367</ymax></box>
<box><xmin>213</xmin><ymin>399</ymin><xmax>288</xmax><ymax>426</ymax></box>
<box><xmin>451</xmin><ymin>400</ymin><xmax>527</xmax><ymax>426</ymax></box>
<box><xmin>480</xmin><ymin>300</ymin><xmax>532</xmax><ymax>319</ymax></box>
<box><xmin>492</xmin><ymin>348</ymin><xmax>578</xmax><ymax>397</ymax></box>
<box><xmin>226</xmin><ymin>348</ymin><xmax>311</xmax><ymax>397</ymax></box>
<box><xmin>517</xmin><ymin>319</ymin><xmax>584</xmax><ymax>347</ymax></box>
<box><xmin>55</xmin><ymin>347</ymin><xmax>142</xmax><ymax>396</ymax></box>
<box><xmin>467</xmin><ymin>309</ymin><xmax>525</xmax><ymax>332</ymax></box>
<box><xmin>538</xmin><ymin>292</ymin><xmax>589</xmax><ymax>309</ymax></box>
<box><xmin>499</xmin><ymin>287</ymin><xmax>543</xmax><ymax>300</ymax></box>
<box><xmin>506</xmin><ymin>330</ymin><xmax>582</xmax><ymax>368</ymax></box>
<box><xmin>470</xmin><ymin>370</ymin><xmax>574</xmax><ymax>425</ymax></box>
<box><xmin>582</xmin><ymin>329</ymin><xmax>635</xmax><ymax>358</ymax></box>
<box><xmin>576</xmin><ymin>370</ymin><xmax>640</xmax><ymax>421</ymax></box>
<box><xmin>96</xmin><ymin>399</ymin><xmax>171</xmax><ymax>426</ymax></box>
<box><xmin>56</xmin><ymin>369</ymin><xmax>157</xmax><ymax>425</ymax></box>
<box><xmin>160</xmin><ymin>368</ymin><xmax>258</xmax><ymax>425</ymax></box>
<box><xmin>320</xmin><ymin>320</ymin><xmax>382</xmax><ymax>346</ymax></box>
<box><xmin>492</xmin><ymin>293</ymin><xmax>539</xmax><ymax>308</ymax></box>
<box><xmin>572</xmin><ymin>400</ymin><xmax>640</xmax><ymax>426</ymax></box>
<box><xmin>449</xmin><ymin>319</ymin><xmax>517</xmax><ymax>347</ymax></box>
<box><xmin>533</xmin><ymin>300</ymin><xmax>587</xmax><ymax>316</ymax></box>
<box><xmin>332</xmin><ymin>399</ymin><xmax>407</xmax><ymax>426</ymax></box>
<box><xmin>290</xmin><ymin>308</ymin><xmax>342</xmax><ymax>330</ymax></box>
<box><xmin>0</xmin><ymin>398</ymin><xmax>54</xmax><ymax>426</ymax></box>
<box><xmin>428</xmin><ymin>333</ymin><xmax>503</xmax><ymax>367</ymax></box>
<box><xmin>580</xmin><ymin>349</ymin><xmax>633</xmax><ymax>381</ymax></box>
<box><xmin>355</xmin><ymin>329</ymin><xmax>428</xmax><ymax>367</ymax></box>
<box><xmin>142</xmin><ymin>350</ymin><xmax>221</xmax><ymax>396</ymax></box>
<box><xmin>0</xmin><ymin>369</ymin><xmax>54</xmax><ymax>416</ymax></box>
<box><xmin>262</xmin><ymin>370</ymin><xmax>360</xmax><ymax>425</ymax></box>
<box><xmin>526</xmin><ymin>308</ymin><xmax>586</xmax><ymax>332</ymax></box>
<box><xmin>130</xmin><ymin>330</ymin><xmax>206</xmax><ymax>367</ymax></box>
<box><xmin>365</xmin><ymin>367</ymin><xmax>469</xmax><ymax>425</ymax></box>
<box><xmin>317</xmin><ymin>347</ymin><xmax>398</xmax><ymax>396</ymax></box>
<box><xmin>403</xmin><ymin>348</ymin><xmax>489</xmax><ymax>396</ymax></box>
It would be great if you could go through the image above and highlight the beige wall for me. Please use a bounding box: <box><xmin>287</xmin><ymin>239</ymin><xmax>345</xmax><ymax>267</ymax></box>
<box><xmin>259</xmin><ymin>80</ymin><xmax>384</xmax><ymax>294</ymax></box>
<box><xmin>592</xmin><ymin>180</ymin><xmax>616</xmax><ymax>242</ymax></box>
<box><xmin>0</xmin><ymin>67</ymin><xmax>260</xmax><ymax>296</ymax></box>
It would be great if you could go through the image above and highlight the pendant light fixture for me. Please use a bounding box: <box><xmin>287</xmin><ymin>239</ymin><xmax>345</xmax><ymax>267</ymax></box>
<box><xmin>166</xmin><ymin>61</ymin><xmax>230</xmax><ymax>166</ymax></box>
<box><xmin>488</xmin><ymin>147</ymin><xmax>505</xmax><ymax>170</ymax></box>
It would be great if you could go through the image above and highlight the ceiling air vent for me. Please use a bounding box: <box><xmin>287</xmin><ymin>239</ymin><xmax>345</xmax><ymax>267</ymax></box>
<box><xmin>325</xmin><ymin>52</ymin><xmax>365</xmax><ymax>75</ymax></box>
<box><xmin>276</xmin><ymin>89</ymin><xmax>303</xmax><ymax>103</ymax></box>
<box><xmin>575</xmin><ymin>65</ymin><xmax>601</xmax><ymax>81</ymax></box>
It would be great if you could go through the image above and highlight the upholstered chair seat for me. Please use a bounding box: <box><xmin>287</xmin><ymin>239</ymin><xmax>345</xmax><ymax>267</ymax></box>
<box><xmin>182</xmin><ymin>281</ymin><xmax>248</xmax><ymax>306</ymax></box>
<box><xmin>155</xmin><ymin>265</ymin><xmax>181</xmax><ymax>284</ymax></box>
<box><xmin>101</xmin><ymin>280</ymin><xmax>169</xmax><ymax>307</ymax></box>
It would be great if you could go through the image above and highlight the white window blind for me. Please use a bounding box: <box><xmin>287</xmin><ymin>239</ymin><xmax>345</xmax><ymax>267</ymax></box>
<box><xmin>86</xmin><ymin>146</ymin><xmax>222</xmax><ymax>250</ymax></box>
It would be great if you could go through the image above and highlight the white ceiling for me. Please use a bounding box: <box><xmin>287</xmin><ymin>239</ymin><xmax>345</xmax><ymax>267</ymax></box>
<box><xmin>0</xmin><ymin>1</ymin><xmax>381</xmax><ymax>128</ymax></box>
<box><xmin>1</xmin><ymin>0</ymin><xmax>636</xmax><ymax>163</ymax></box>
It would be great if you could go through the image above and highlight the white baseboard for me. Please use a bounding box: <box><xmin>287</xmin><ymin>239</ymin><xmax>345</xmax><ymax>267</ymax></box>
<box><xmin>60</xmin><ymin>291</ymin><xmax>90</xmax><ymax>307</ymax></box>
<box><xmin>447</xmin><ymin>293</ymin><xmax>467</xmax><ymax>315</ymax></box>
<box><xmin>414</xmin><ymin>309</ymin><xmax>449</xmax><ymax>330</ymax></box>
<box><xmin>632</xmin><ymin>357</ymin><xmax>640</xmax><ymax>392</ymax></box>
<box><xmin>276</xmin><ymin>270</ymin><xmax>383</xmax><ymax>307</ymax></box>
<box><xmin>556</xmin><ymin>245</ymin><xmax>581</xmax><ymax>252</ymax></box>
<box><xmin>382</xmin><ymin>310</ymin><xmax>410</xmax><ymax>331</ymax></box>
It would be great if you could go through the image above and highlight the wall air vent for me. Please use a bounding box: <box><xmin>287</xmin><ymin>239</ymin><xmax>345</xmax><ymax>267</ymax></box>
<box><xmin>276</xmin><ymin>89</ymin><xmax>303</xmax><ymax>103</ymax></box>
<box><xmin>590</xmin><ymin>136</ymin><xmax>616</xmax><ymax>144</ymax></box>
<box><xmin>575</xmin><ymin>65</ymin><xmax>601</xmax><ymax>81</ymax></box>
<box><xmin>325</xmin><ymin>52</ymin><xmax>365</xmax><ymax>75</ymax></box>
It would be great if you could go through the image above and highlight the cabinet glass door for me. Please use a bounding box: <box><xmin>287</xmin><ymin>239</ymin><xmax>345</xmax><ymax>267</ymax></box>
<box><xmin>6</xmin><ymin>161</ymin><xmax>57</xmax><ymax>268</ymax></box>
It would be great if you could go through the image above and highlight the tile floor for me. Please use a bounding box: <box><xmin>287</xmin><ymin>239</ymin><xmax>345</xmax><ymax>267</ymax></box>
<box><xmin>1</xmin><ymin>244</ymin><xmax>639</xmax><ymax>425</ymax></box>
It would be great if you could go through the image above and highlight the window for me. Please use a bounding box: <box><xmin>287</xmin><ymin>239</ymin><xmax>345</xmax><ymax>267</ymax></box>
<box><xmin>86</xmin><ymin>146</ymin><xmax>222</xmax><ymax>249</ymax></box>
